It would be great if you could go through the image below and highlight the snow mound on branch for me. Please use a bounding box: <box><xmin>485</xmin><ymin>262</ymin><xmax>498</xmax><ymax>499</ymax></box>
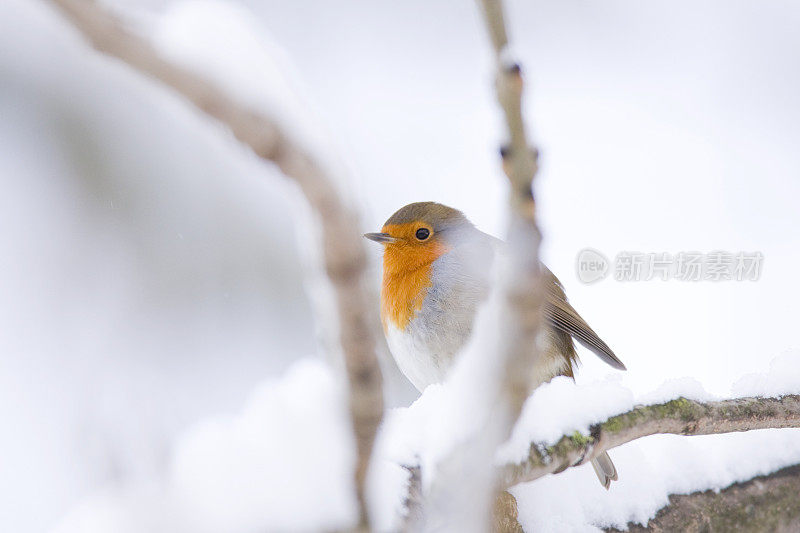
<box><xmin>169</xmin><ymin>359</ymin><xmax>357</xmax><ymax>532</ymax></box>
<box><xmin>377</xmin><ymin>373</ymin><xmax>715</xmax><ymax>472</ymax></box>
<box><xmin>54</xmin><ymin>360</ymin><xmax>358</xmax><ymax>533</ymax></box>
<box><xmin>733</xmin><ymin>351</ymin><xmax>800</xmax><ymax>398</ymax></box>
<box><xmin>637</xmin><ymin>377</ymin><xmax>718</xmax><ymax>404</ymax></box>
<box><xmin>374</xmin><ymin>351</ymin><xmax>800</xmax><ymax>531</ymax></box>
<box><xmin>498</xmin><ymin>376</ymin><xmax>635</xmax><ymax>463</ymax></box>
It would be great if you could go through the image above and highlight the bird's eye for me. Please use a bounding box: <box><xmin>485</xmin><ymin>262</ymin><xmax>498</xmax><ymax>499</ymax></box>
<box><xmin>415</xmin><ymin>228</ymin><xmax>431</xmax><ymax>241</ymax></box>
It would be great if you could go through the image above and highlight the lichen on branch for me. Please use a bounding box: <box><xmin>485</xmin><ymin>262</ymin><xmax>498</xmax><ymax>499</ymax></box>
<box><xmin>499</xmin><ymin>394</ymin><xmax>800</xmax><ymax>489</ymax></box>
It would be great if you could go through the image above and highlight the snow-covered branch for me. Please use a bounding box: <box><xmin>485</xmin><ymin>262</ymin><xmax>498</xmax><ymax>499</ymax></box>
<box><xmin>499</xmin><ymin>394</ymin><xmax>800</xmax><ymax>489</ymax></box>
<box><xmin>47</xmin><ymin>0</ymin><xmax>383</xmax><ymax>526</ymax></box>
<box><xmin>608</xmin><ymin>461</ymin><xmax>800</xmax><ymax>532</ymax></box>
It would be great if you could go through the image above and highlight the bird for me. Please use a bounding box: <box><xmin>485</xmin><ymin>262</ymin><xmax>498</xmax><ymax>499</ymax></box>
<box><xmin>364</xmin><ymin>201</ymin><xmax>626</xmax><ymax>489</ymax></box>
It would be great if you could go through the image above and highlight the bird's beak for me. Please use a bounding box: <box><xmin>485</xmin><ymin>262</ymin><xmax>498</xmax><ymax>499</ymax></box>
<box><xmin>363</xmin><ymin>232</ymin><xmax>399</xmax><ymax>244</ymax></box>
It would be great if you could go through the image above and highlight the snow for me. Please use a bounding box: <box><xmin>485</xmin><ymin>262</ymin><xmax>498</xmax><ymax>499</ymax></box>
<box><xmin>733</xmin><ymin>351</ymin><xmax>800</xmax><ymax>398</ymax></box>
<box><xmin>498</xmin><ymin>376</ymin><xmax>635</xmax><ymax>462</ymax></box>
<box><xmin>54</xmin><ymin>360</ymin><xmax>358</xmax><ymax>533</ymax></box>
<box><xmin>513</xmin><ymin>429</ymin><xmax>800</xmax><ymax>532</ymax></box>
<box><xmin>366</xmin><ymin>459</ymin><xmax>411</xmax><ymax>532</ymax></box>
<box><xmin>49</xmin><ymin>349</ymin><xmax>800</xmax><ymax>533</ymax></box>
<box><xmin>374</xmin><ymin>353</ymin><xmax>800</xmax><ymax>531</ymax></box>
<box><xmin>168</xmin><ymin>360</ymin><xmax>357</xmax><ymax>532</ymax></box>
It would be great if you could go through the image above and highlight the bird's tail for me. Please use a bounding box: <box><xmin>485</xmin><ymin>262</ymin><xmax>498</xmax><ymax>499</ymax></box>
<box><xmin>590</xmin><ymin>451</ymin><xmax>618</xmax><ymax>489</ymax></box>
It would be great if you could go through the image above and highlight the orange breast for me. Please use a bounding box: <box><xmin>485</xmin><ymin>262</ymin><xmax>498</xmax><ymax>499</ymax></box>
<box><xmin>379</xmin><ymin>223</ymin><xmax>449</xmax><ymax>330</ymax></box>
<box><xmin>381</xmin><ymin>263</ymin><xmax>434</xmax><ymax>331</ymax></box>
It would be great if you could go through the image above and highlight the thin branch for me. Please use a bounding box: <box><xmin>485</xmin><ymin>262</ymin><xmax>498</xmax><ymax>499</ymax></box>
<box><xmin>477</xmin><ymin>0</ymin><xmax>542</xmax><ymax>431</ymax></box>
<box><xmin>48</xmin><ymin>0</ymin><xmax>383</xmax><ymax>527</ymax></box>
<box><xmin>606</xmin><ymin>462</ymin><xmax>800</xmax><ymax>532</ymax></box>
<box><xmin>409</xmin><ymin>1</ymin><xmax>543</xmax><ymax>530</ymax></box>
<box><xmin>410</xmin><ymin>0</ymin><xmax>542</xmax><ymax>523</ymax></box>
<box><xmin>499</xmin><ymin>394</ymin><xmax>800</xmax><ymax>489</ymax></box>
<box><xmin>478</xmin><ymin>0</ymin><xmax>538</xmax><ymax>219</ymax></box>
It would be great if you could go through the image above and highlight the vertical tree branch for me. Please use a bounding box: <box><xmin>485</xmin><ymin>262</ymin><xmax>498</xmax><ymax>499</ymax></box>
<box><xmin>411</xmin><ymin>2</ymin><xmax>541</xmax><ymax>530</ymax></box>
<box><xmin>47</xmin><ymin>0</ymin><xmax>383</xmax><ymax>528</ymax></box>
<box><xmin>476</xmin><ymin>1</ymin><xmax>542</xmax><ymax>530</ymax></box>
<box><xmin>477</xmin><ymin>0</ymin><xmax>542</xmax><ymax>421</ymax></box>
<box><xmin>403</xmin><ymin>0</ymin><xmax>543</xmax><ymax>530</ymax></box>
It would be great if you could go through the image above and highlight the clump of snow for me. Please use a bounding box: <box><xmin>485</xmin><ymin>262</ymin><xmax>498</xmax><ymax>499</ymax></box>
<box><xmin>169</xmin><ymin>359</ymin><xmax>357</xmax><ymax>532</ymax></box>
<box><xmin>377</xmin><ymin>384</ymin><xmax>448</xmax><ymax>467</ymax></box>
<box><xmin>381</xmin><ymin>365</ymin><xmax>720</xmax><ymax>473</ymax></box>
<box><xmin>366</xmin><ymin>458</ymin><xmax>412</xmax><ymax>532</ymax></box>
<box><xmin>52</xmin><ymin>485</ymin><xmax>177</xmax><ymax>533</ymax></box>
<box><xmin>380</xmin><ymin>368</ymin><xmax>719</xmax><ymax>477</ymax></box>
<box><xmin>498</xmin><ymin>376</ymin><xmax>634</xmax><ymax>463</ymax></box>
<box><xmin>54</xmin><ymin>360</ymin><xmax>358</xmax><ymax>533</ymax></box>
<box><xmin>637</xmin><ymin>376</ymin><xmax>717</xmax><ymax>404</ymax></box>
<box><xmin>732</xmin><ymin>351</ymin><xmax>800</xmax><ymax>398</ymax></box>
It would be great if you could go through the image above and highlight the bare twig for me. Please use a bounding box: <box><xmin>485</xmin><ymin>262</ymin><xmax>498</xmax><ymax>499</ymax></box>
<box><xmin>408</xmin><ymin>0</ymin><xmax>542</xmax><ymax>530</ymax></box>
<box><xmin>477</xmin><ymin>0</ymin><xmax>542</xmax><ymax>437</ymax></box>
<box><xmin>606</xmin><ymin>462</ymin><xmax>800</xmax><ymax>532</ymax></box>
<box><xmin>478</xmin><ymin>1</ymin><xmax>538</xmax><ymax>219</ymax></box>
<box><xmin>499</xmin><ymin>395</ymin><xmax>800</xmax><ymax>489</ymax></box>
<box><xmin>48</xmin><ymin>0</ymin><xmax>383</xmax><ymax>527</ymax></box>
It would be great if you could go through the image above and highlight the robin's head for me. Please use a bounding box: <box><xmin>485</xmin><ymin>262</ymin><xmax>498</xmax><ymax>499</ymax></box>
<box><xmin>364</xmin><ymin>202</ymin><xmax>475</xmax><ymax>272</ymax></box>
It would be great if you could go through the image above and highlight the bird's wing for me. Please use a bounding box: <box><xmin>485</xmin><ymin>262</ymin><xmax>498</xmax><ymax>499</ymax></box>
<box><xmin>543</xmin><ymin>267</ymin><xmax>627</xmax><ymax>370</ymax></box>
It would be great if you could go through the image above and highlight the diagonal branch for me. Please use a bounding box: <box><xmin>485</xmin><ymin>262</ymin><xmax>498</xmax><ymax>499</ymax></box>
<box><xmin>48</xmin><ymin>0</ymin><xmax>383</xmax><ymax>527</ymax></box>
<box><xmin>499</xmin><ymin>394</ymin><xmax>800</xmax><ymax>489</ymax></box>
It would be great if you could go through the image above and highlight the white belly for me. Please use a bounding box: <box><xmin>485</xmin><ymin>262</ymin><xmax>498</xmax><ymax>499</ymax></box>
<box><xmin>385</xmin><ymin>322</ymin><xmax>448</xmax><ymax>392</ymax></box>
<box><xmin>387</xmin><ymin>319</ymin><xmax>571</xmax><ymax>393</ymax></box>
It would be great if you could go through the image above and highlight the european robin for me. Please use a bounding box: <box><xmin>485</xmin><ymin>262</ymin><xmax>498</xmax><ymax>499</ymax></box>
<box><xmin>365</xmin><ymin>201</ymin><xmax>626</xmax><ymax>489</ymax></box>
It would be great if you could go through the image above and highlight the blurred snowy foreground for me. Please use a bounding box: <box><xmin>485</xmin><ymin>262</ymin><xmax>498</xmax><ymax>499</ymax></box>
<box><xmin>55</xmin><ymin>352</ymin><xmax>800</xmax><ymax>532</ymax></box>
<box><xmin>3</xmin><ymin>0</ymin><xmax>800</xmax><ymax>532</ymax></box>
